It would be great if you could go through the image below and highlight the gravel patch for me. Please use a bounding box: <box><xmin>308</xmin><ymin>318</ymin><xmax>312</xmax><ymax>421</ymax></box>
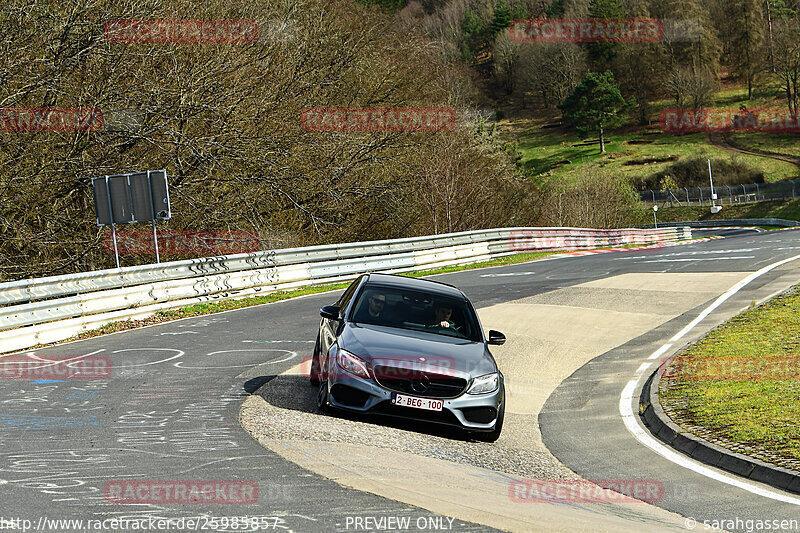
<box><xmin>240</xmin><ymin>374</ymin><xmax>578</xmax><ymax>481</ymax></box>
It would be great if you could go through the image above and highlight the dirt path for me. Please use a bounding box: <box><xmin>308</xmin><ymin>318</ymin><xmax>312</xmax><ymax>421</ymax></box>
<box><xmin>707</xmin><ymin>132</ymin><xmax>800</xmax><ymax>170</ymax></box>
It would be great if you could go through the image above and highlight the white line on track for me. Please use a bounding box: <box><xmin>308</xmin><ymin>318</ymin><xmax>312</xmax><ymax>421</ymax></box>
<box><xmin>620</xmin><ymin>253</ymin><xmax>800</xmax><ymax>506</ymax></box>
<box><xmin>479</xmin><ymin>271</ymin><xmax>536</xmax><ymax>277</ymax></box>
<box><xmin>642</xmin><ymin>257</ymin><xmax>755</xmax><ymax>263</ymax></box>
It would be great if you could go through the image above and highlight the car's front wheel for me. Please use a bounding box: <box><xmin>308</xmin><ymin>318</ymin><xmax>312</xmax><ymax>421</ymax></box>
<box><xmin>316</xmin><ymin>359</ymin><xmax>329</xmax><ymax>413</ymax></box>
<box><xmin>309</xmin><ymin>333</ymin><xmax>321</xmax><ymax>387</ymax></box>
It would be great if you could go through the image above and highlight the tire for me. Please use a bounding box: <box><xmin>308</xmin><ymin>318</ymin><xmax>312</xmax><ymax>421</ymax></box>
<box><xmin>473</xmin><ymin>401</ymin><xmax>504</xmax><ymax>443</ymax></box>
<box><xmin>316</xmin><ymin>360</ymin><xmax>329</xmax><ymax>413</ymax></box>
<box><xmin>309</xmin><ymin>333</ymin><xmax>321</xmax><ymax>387</ymax></box>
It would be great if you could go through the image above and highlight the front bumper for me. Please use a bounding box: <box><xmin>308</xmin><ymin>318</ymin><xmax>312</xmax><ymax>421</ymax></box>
<box><xmin>324</xmin><ymin>364</ymin><xmax>504</xmax><ymax>431</ymax></box>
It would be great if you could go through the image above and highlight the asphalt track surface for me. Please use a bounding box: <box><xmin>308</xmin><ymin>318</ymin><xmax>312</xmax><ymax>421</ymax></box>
<box><xmin>2</xmin><ymin>229</ymin><xmax>799</xmax><ymax>532</ymax></box>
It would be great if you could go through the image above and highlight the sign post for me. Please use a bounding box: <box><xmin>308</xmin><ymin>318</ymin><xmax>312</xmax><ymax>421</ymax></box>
<box><xmin>92</xmin><ymin>170</ymin><xmax>170</xmax><ymax>267</ymax></box>
<box><xmin>708</xmin><ymin>159</ymin><xmax>722</xmax><ymax>214</ymax></box>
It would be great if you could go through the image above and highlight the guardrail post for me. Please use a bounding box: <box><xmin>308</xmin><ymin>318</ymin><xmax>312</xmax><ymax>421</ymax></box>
<box><xmin>685</xmin><ymin>187</ymin><xmax>690</xmax><ymax>205</ymax></box>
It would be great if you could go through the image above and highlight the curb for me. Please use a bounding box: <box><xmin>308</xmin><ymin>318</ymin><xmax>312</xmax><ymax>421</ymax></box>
<box><xmin>639</xmin><ymin>363</ymin><xmax>800</xmax><ymax>495</ymax></box>
<box><xmin>564</xmin><ymin>236</ymin><xmax>720</xmax><ymax>257</ymax></box>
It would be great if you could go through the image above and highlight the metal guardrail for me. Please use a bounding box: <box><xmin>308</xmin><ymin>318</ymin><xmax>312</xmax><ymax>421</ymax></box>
<box><xmin>640</xmin><ymin>180</ymin><xmax>800</xmax><ymax>208</ymax></box>
<box><xmin>0</xmin><ymin>226</ymin><xmax>691</xmax><ymax>354</ymax></box>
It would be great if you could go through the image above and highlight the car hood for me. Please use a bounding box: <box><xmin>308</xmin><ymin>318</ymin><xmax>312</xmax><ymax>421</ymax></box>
<box><xmin>339</xmin><ymin>323</ymin><xmax>498</xmax><ymax>378</ymax></box>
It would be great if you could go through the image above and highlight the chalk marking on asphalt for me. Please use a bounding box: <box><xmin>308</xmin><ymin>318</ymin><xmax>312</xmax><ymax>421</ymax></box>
<box><xmin>642</xmin><ymin>257</ymin><xmax>755</xmax><ymax>263</ymax></box>
<box><xmin>109</xmin><ymin>348</ymin><xmax>184</xmax><ymax>367</ymax></box>
<box><xmin>620</xmin><ymin>253</ymin><xmax>800</xmax><ymax>506</ymax></box>
<box><xmin>479</xmin><ymin>272</ymin><xmax>535</xmax><ymax>278</ymax></box>
<box><xmin>174</xmin><ymin>349</ymin><xmax>296</xmax><ymax>369</ymax></box>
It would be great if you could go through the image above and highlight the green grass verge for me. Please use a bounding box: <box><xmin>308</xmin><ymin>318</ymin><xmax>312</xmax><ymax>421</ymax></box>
<box><xmin>659</xmin><ymin>286</ymin><xmax>800</xmax><ymax>463</ymax></box>
<box><xmin>726</xmin><ymin>132</ymin><xmax>800</xmax><ymax>159</ymax></box>
<box><xmin>650</xmin><ymin>199</ymin><xmax>800</xmax><ymax>224</ymax></box>
<box><xmin>515</xmin><ymin>123</ymin><xmax>800</xmax><ymax>184</ymax></box>
<box><xmin>510</xmin><ymin>86</ymin><xmax>800</xmax><ymax>185</ymax></box>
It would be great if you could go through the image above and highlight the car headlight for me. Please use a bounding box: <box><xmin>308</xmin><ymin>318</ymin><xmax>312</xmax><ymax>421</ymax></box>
<box><xmin>467</xmin><ymin>372</ymin><xmax>499</xmax><ymax>395</ymax></box>
<box><xmin>336</xmin><ymin>349</ymin><xmax>370</xmax><ymax>379</ymax></box>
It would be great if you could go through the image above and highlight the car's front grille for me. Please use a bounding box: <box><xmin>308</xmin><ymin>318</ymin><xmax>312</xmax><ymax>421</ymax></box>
<box><xmin>372</xmin><ymin>365</ymin><xmax>467</xmax><ymax>398</ymax></box>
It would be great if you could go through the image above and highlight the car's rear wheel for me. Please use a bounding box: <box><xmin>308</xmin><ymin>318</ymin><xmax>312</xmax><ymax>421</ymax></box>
<box><xmin>473</xmin><ymin>400</ymin><xmax>504</xmax><ymax>442</ymax></box>
<box><xmin>316</xmin><ymin>359</ymin><xmax>329</xmax><ymax>413</ymax></box>
<box><xmin>309</xmin><ymin>333</ymin><xmax>321</xmax><ymax>387</ymax></box>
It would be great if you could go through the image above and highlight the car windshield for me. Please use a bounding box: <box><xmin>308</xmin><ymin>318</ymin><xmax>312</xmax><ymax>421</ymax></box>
<box><xmin>349</xmin><ymin>285</ymin><xmax>482</xmax><ymax>342</ymax></box>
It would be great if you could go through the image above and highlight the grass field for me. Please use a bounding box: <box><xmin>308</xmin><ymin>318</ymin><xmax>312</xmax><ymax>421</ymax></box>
<box><xmin>659</xmin><ymin>286</ymin><xmax>800</xmax><ymax>464</ymax></box>
<box><xmin>649</xmin><ymin>199</ymin><xmax>800</xmax><ymax>224</ymax></box>
<box><xmin>727</xmin><ymin>132</ymin><xmax>800</xmax><ymax>159</ymax></box>
<box><xmin>502</xmin><ymin>86</ymin><xmax>800</xmax><ymax>187</ymax></box>
<box><xmin>513</xmin><ymin>124</ymin><xmax>799</xmax><ymax>185</ymax></box>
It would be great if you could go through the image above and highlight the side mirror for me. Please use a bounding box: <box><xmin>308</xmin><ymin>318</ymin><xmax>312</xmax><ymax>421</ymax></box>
<box><xmin>320</xmin><ymin>305</ymin><xmax>342</xmax><ymax>321</ymax></box>
<box><xmin>488</xmin><ymin>330</ymin><xmax>506</xmax><ymax>345</ymax></box>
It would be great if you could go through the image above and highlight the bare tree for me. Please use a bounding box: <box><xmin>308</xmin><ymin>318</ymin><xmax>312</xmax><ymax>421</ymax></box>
<box><xmin>665</xmin><ymin>63</ymin><xmax>718</xmax><ymax>110</ymax></box>
<box><xmin>516</xmin><ymin>42</ymin><xmax>587</xmax><ymax>108</ymax></box>
<box><xmin>773</xmin><ymin>17</ymin><xmax>800</xmax><ymax>118</ymax></box>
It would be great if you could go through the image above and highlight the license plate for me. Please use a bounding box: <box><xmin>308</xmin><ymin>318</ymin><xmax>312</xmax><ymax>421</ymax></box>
<box><xmin>392</xmin><ymin>393</ymin><xmax>443</xmax><ymax>411</ymax></box>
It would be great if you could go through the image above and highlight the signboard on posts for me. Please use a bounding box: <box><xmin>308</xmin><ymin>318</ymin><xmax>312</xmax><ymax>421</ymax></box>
<box><xmin>91</xmin><ymin>170</ymin><xmax>170</xmax><ymax>267</ymax></box>
<box><xmin>92</xmin><ymin>170</ymin><xmax>170</xmax><ymax>226</ymax></box>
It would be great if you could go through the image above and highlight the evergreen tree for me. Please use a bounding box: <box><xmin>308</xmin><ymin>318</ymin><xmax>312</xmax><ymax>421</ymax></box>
<box><xmin>462</xmin><ymin>9</ymin><xmax>487</xmax><ymax>63</ymax></box>
<box><xmin>559</xmin><ymin>71</ymin><xmax>634</xmax><ymax>153</ymax></box>
<box><xmin>649</xmin><ymin>0</ymin><xmax>721</xmax><ymax>74</ymax></box>
<box><xmin>729</xmin><ymin>0</ymin><xmax>766</xmax><ymax>99</ymax></box>
<box><xmin>547</xmin><ymin>0</ymin><xmax>565</xmax><ymax>17</ymax></box>
<box><xmin>587</xmin><ymin>0</ymin><xmax>626</xmax><ymax>68</ymax></box>
<box><xmin>490</xmin><ymin>2</ymin><xmax>514</xmax><ymax>36</ymax></box>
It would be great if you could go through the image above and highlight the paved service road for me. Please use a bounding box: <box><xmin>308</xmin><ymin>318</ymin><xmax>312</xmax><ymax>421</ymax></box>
<box><xmin>2</xmin><ymin>229</ymin><xmax>799</xmax><ymax>532</ymax></box>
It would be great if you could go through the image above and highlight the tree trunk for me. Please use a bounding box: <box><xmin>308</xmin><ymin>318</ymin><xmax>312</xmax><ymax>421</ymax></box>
<box><xmin>766</xmin><ymin>0</ymin><xmax>776</xmax><ymax>73</ymax></box>
<box><xmin>599</xmin><ymin>124</ymin><xmax>606</xmax><ymax>154</ymax></box>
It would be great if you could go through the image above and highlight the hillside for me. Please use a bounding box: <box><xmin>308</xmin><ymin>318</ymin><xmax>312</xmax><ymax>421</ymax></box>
<box><xmin>1</xmin><ymin>0</ymin><xmax>799</xmax><ymax>280</ymax></box>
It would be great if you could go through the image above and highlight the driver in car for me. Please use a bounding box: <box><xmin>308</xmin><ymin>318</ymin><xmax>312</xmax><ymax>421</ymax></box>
<box><xmin>353</xmin><ymin>291</ymin><xmax>389</xmax><ymax>324</ymax></box>
<box><xmin>429</xmin><ymin>303</ymin><xmax>456</xmax><ymax>329</ymax></box>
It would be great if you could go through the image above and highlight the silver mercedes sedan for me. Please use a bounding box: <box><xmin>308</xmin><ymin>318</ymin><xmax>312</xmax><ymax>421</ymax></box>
<box><xmin>310</xmin><ymin>273</ymin><xmax>506</xmax><ymax>441</ymax></box>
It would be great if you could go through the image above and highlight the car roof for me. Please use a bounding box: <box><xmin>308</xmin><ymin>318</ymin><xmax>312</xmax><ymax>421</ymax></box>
<box><xmin>363</xmin><ymin>273</ymin><xmax>467</xmax><ymax>300</ymax></box>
